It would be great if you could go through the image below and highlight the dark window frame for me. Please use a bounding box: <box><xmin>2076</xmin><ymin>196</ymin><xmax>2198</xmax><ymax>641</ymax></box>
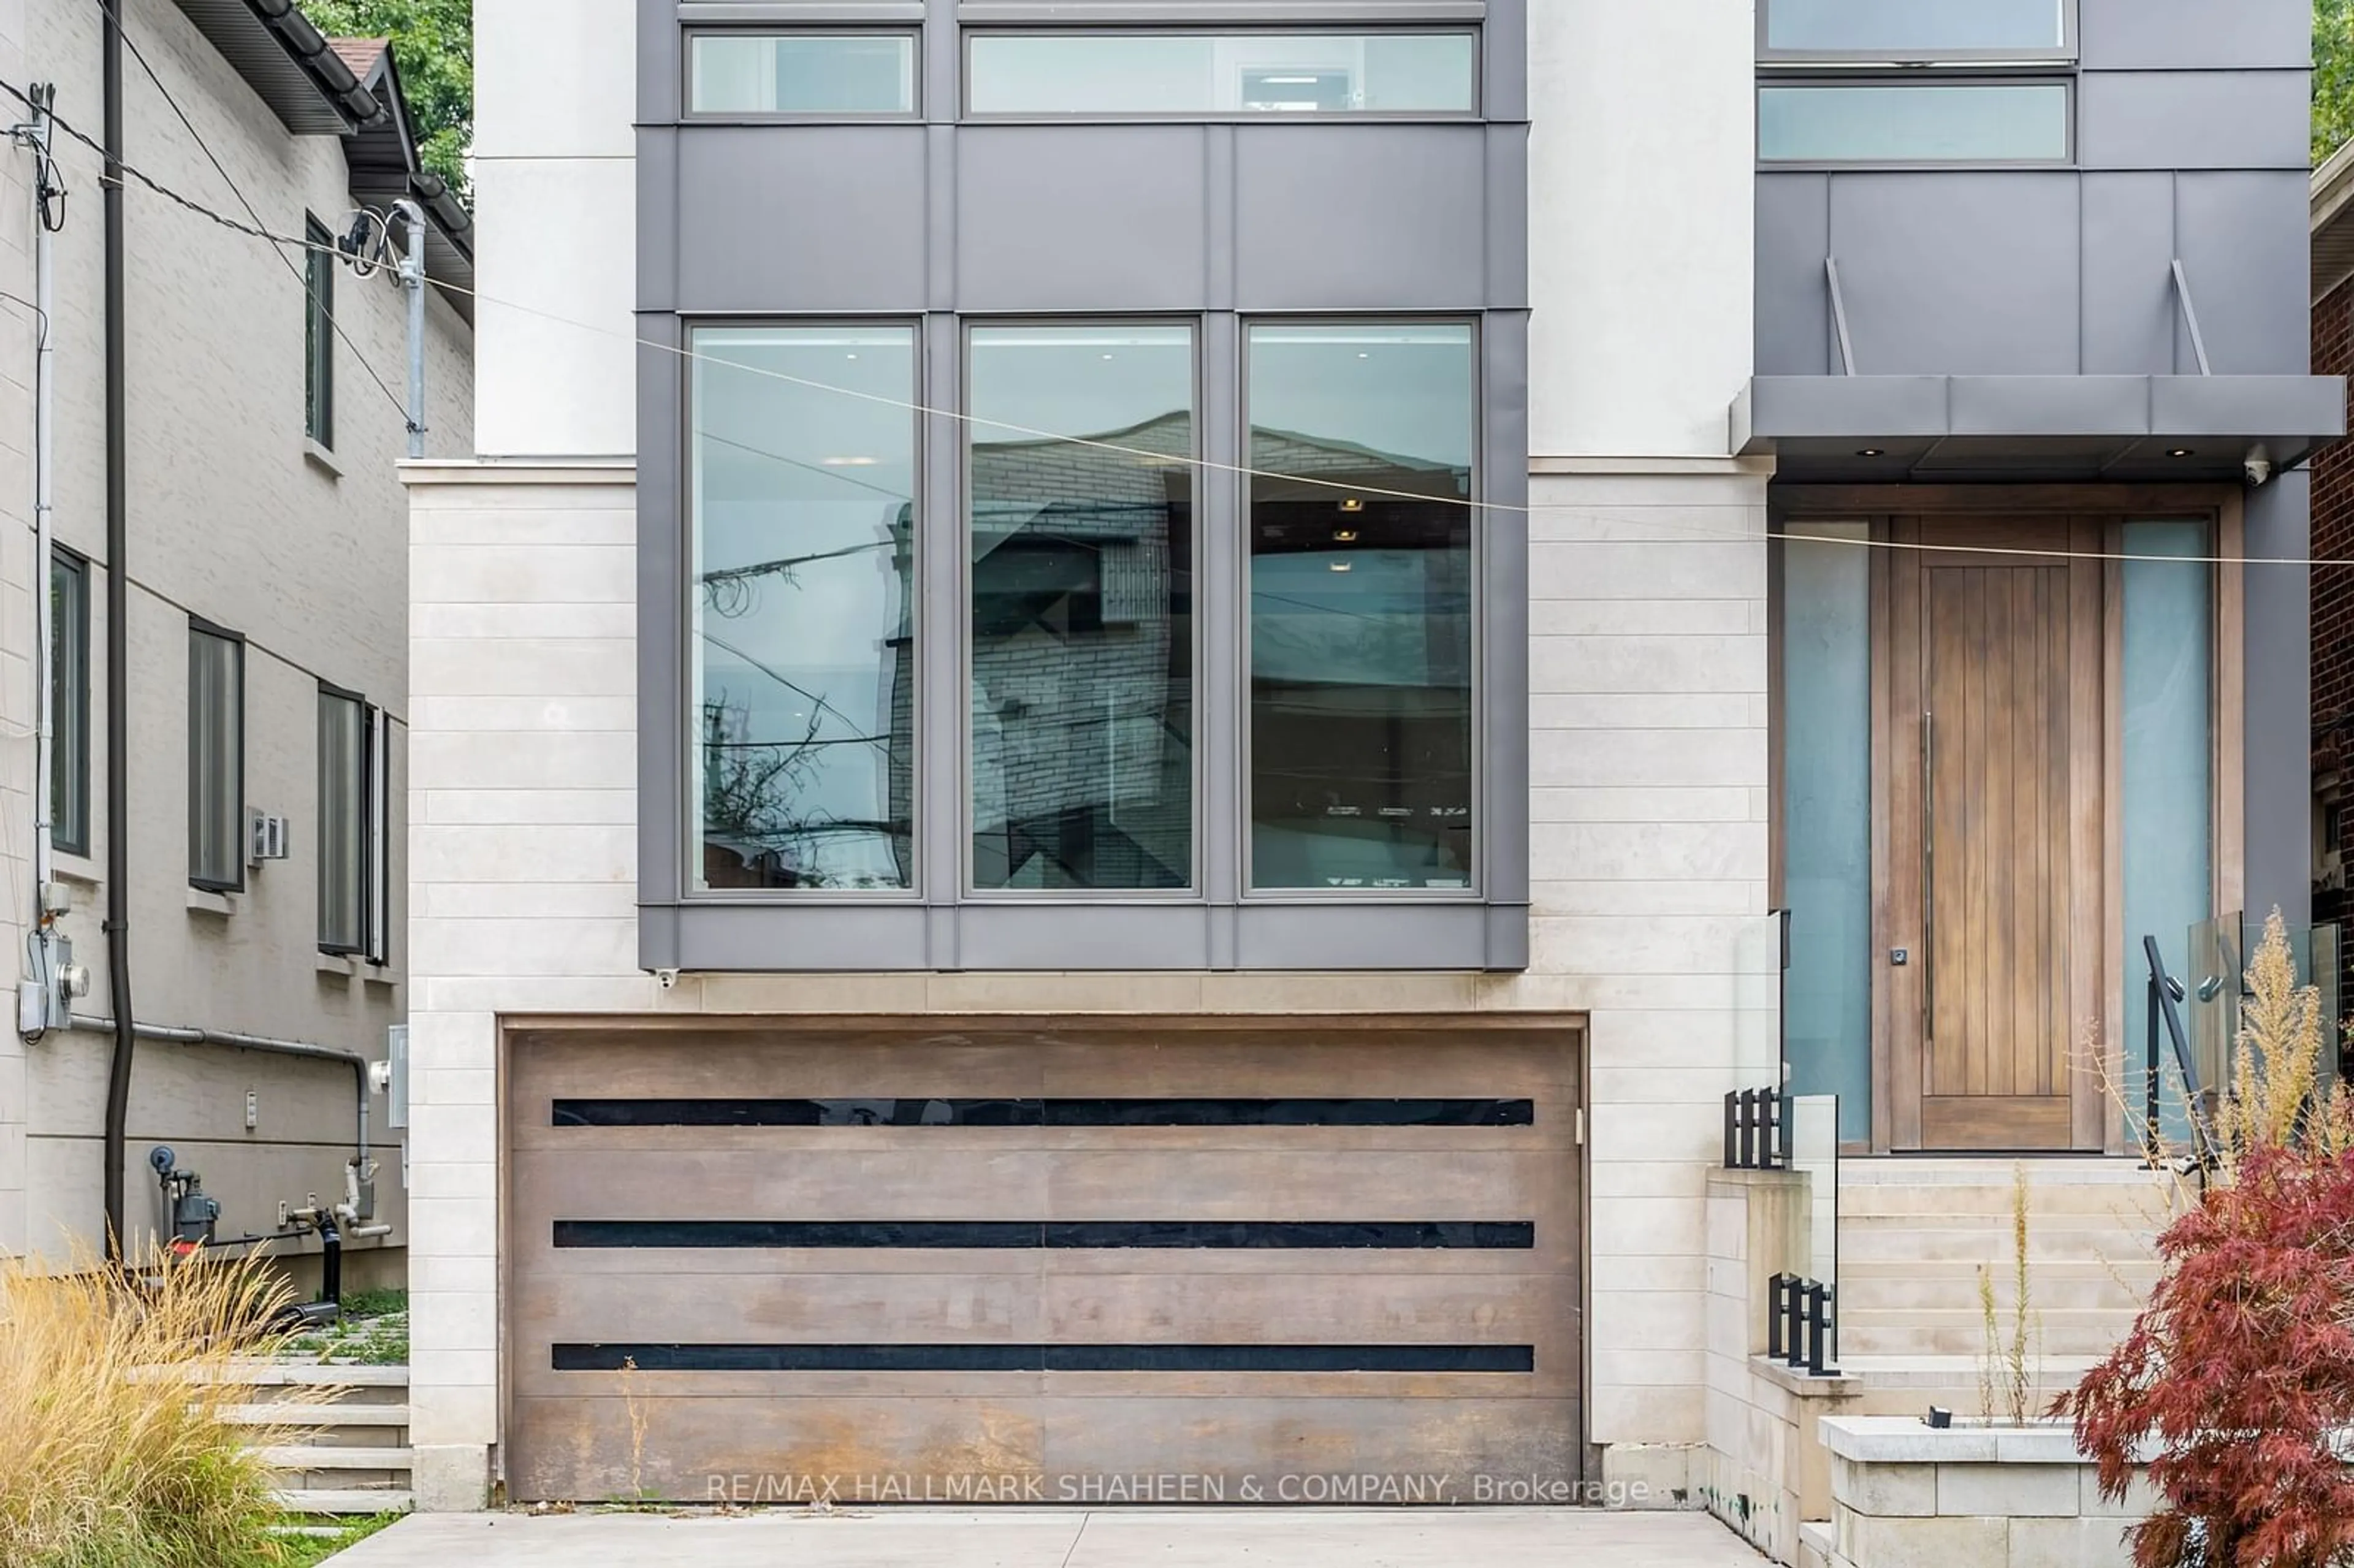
<box><xmin>1756</xmin><ymin>0</ymin><xmax>2079</xmax><ymax>65</ymax></box>
<box><xmin>188</xmin><ymin>618</ymin><xmax>246</xmax><ymax>894</ymax></box>
<box><xmin>961</xmin><ymin>27</ymin><xmax>1485</xmax><ymax>122</ymax></box>
<box><xmin>304</xmin><ymin>213</ymin><xmax>334</xmax><ymax>449</ymax></box>
<box><xmin>50</xmin><ymin>547</ymin><xmax>88</xmax><ymax>858</ymax></box>
<box><xmin>317</xmin><ymin>682</ymin><xmax>371</xmax><ymax>956</ymax></box>
<box><xmin>683</xmin><ymin>28</ymin><xmax>923</xmax><ymax>121</ymax></box>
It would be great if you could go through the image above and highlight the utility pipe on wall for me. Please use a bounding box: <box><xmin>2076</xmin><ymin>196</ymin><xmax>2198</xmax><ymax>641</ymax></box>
<box><xmin>70</xmin><ymin>1014</ymin><xmax>374</xmax><ymax>1214</ymax></box>
<box><xmin>392</xmin><ymin>197</ymin><xmax>425</xmax><ymax>459</ymax></box>
<box><xmin>97</xmin><ymin>0</ymin><xmax>137</xmax><ymax>1263</ymax></box>
<box><xmin>28</xmin><ymin>84</ymin><xmax>53</xmax><ymax>914</ymax></box>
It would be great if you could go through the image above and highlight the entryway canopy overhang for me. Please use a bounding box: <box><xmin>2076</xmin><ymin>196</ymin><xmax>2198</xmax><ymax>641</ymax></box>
<box><xmin>1734</xmin><ymin>373</ymin><xmax>2347</xmax><ymax>484</ymax></box>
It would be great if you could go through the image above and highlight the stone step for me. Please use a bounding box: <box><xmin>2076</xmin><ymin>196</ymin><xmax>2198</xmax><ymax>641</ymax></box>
<box><xmin>1838</xmin><ymin>1158</ymin><xmax>2166</xmax><ymax>1187</ymax></box>
<box><xmin>1829</xmin><ymin>1354</ymin><xmax>2104</xmax><ymax>1418</ymax></box>
<box><xmin>1845</xmin><ymin>1262</ymin><xmax>2156</xmax><ymax>1309</ymax></box>
<box><xmin>1837</xmin><ymin>1224</ymin><xmax>2158</xmax><ymax>1264</ymax></box>
<box><xmin>1838</xmin><ymin>1310</ymin><xmax>2135</xmax><ymax>1358</ymax></box>
<box><xmin>258</xmin><ymin>1445</ymin><xmax>416</xmax><ymax>1473</ymax></box>
<box><xmin>223</xmin><ymin>1402</ymin><xmax>411</xmax><ymax>1431</ymax></box>
<box><xmin>1837</xmin><ymin>1183</ymin><xmax>2180</xmax><ymax>1220</ymax></box>
<box><xmin>273</xmin><ymin>1488</ymin><xmax>413</xmax><ymax>1517</ymax></box>
<box><xmin>219</xmin><ymin>1362</ymin><xmax>409</xmax><ymax>1388</ymax></box>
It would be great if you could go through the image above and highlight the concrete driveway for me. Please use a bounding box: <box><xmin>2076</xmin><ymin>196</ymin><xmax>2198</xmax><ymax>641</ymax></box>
<box><xmin>332</xmin><ymin>1509</ymin><xmax>1766</xmax><ymax>1566</ymax></box>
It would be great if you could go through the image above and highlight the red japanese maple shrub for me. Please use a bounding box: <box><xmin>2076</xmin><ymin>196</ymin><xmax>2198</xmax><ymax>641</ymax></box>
<box><xmin>2057</xmin><ymin>1141</ymin><xmax>2354</xmax><ymax>1568</ymax></box>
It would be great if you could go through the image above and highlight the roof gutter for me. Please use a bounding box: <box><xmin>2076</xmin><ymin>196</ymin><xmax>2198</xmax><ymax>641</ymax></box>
<box><xmin>409</xmin><ymin>169</ymin><xmax>473</xmax><ymax>259</ymax></box>
<box><xmin>238</xmin><ymin>0</ymin><xmax>384</xmax><ymax>125</ymax></box>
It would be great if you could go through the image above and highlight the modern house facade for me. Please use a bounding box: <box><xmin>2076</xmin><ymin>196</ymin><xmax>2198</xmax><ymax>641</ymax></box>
<box><xmin>0</xmin><ymin>0</ymin><xmax>473</xmax><ymax>1280</ymax></box>
<box><xmin>402</xmin><ymin>0</ymin><xmax>2341</xmax><ymax>1523</ymax></box>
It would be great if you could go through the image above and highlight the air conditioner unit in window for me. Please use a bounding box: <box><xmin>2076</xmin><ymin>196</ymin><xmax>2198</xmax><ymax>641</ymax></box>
<box><xmin>249</xmin><ymin>811</ymin><xmax>290</xmax><ymax>866</ymax></box>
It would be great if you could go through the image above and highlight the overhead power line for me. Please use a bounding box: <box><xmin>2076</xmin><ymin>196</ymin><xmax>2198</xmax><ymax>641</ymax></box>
<box><xmin>0</xmin><ymin>72</ymin><xmax>2339</xmax><ymax>573</ymax></box>
<box><xmin>19</xmin><ymin>18</ymin><xmax>411</xmax><ymax>427</ymax></box>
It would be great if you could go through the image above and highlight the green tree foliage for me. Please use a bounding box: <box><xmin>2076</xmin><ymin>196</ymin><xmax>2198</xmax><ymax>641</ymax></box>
<box><xmin>2321</xmin><ymin>0</ymin><xmax>2354</xmax><ymax>163</ymax></box>
<box><xmin>299</xmin><ymin>0</ymin><xmax>470</xmax><ymax>199</ymax></box>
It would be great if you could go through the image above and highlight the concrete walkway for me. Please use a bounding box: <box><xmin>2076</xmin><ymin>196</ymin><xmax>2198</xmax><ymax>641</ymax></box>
<box><xmin>333</xmin><ymin>1509</ymin><xmax>1766</xmax><ymax>1566</ymax></box>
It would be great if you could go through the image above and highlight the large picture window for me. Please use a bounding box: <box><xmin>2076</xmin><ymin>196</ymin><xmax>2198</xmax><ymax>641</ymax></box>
<box><xmin>967</xmin><ymin>325</ymin><xmax>1197</xmax><ymax>892</ymax></box>
<box><xmin>967</xmin><ymin>32</ymin><xmax>1477</xmax><ymax>118</ymax></box>
<box><xmin>690</xmin><ymin>325</ymin><xmax>919</xmax><ymax>891</ymax></box>
<box><xmin>1246</xmin><ymin>324</ymin><xmax>1476</xmax><ymax>893</ymax></box>
<box><xmin>188</xmin><ymin>622</ymin><xmax>244</xmax><ymax>892</ymax></box>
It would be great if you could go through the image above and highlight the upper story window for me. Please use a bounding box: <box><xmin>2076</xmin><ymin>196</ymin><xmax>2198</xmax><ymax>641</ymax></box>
<box><xmin>969</xmin><ymin>325</ymin><xmax>1197</xmax><ymax>893</ymax></box>
<box><xmin>689</xmin><ymin>32</ymin><xmax>918</xmax><ymax>116</ymax></box>
<box><xmin>691</xmin><ymin>325</ymin><xmax>918</xmax><ymax>892</ymax></box>
<box><xmin>1761</xmin><ymin>0</ymin><xmax>2074</xmax><ymax>63</ymax></box>
<box><xmin>188</xmin><ymin>621</ymin><xmax>245</xmax><ymax>893</ymax></box>
<box><xmin>1758</xmin><ymin>0</ymin><xmax>2075</xmax><ymax>164</ymax></box>
<box><xmin>1759</xmin><ymin>82</ymin><xmax>2071</xmax><ymax>163</ymax></box>
<box><xmin>50</xmin><ymin>547</ymin><xmax>88</xmax><ymax>859</ymax></box>
<box><xmin>303</xmin><ymin>214</ymin><xmax>333</xmax><ymax>448</ymax></box>
<box><xmin>1247</xmin><ymin>325</ymin><xmax>1476</xmax><ymax>893</ymax></box>
<box><xmin>966</xmin><ymin>32</ymin><xmax>1479</xmax><ymax>118</ymax></box>
<box><xmin>319</xmin><ymin>685</ymin><xmax>389</xmax><ymax>961</ymax></box>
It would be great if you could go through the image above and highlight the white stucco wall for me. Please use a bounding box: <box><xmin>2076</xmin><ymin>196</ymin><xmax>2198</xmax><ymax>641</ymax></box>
<box><xmin>1528</xmin><ymin>0</ymin><xmax>1758</xmax><ymax>459</ymax></box>
<box><xmin>0</xmin><ymin>0</ymin><xmax>473</xmax><ymax>1265</ymax></box>
<box><xmin>471</xmin><ymin>0</ymin><xmax>635</xmax><ymax>458</ymax></box>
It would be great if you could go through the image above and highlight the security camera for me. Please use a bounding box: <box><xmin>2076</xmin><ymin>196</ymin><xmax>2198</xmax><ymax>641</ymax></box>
<box><xmin>655</xmin><ymin>967</ymin><xmax>680</xmax><ymax>991</ymax></box>
<box><xmin>2245</xmin><ymin>446</ymin><xmax>2274</xmax><ymax>487</ymax></box>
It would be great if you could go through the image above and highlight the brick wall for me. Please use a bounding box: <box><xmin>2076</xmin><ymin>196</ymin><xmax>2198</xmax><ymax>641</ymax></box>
<box><xmin>2314</xmin><ymin>279</ymin><xmax>2354</xmax><ymax>1010</ymax></box>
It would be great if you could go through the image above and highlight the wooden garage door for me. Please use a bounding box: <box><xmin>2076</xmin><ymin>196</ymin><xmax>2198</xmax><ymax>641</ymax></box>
<box><xmin>506</xmin><ymin>1020</ymin><xmax>1582</xmax><ymax>1502</ymax></box>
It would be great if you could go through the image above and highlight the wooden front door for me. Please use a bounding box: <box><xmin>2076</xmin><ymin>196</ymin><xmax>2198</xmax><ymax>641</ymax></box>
<box><xmin>1884</xmin><ymin>519</ymin><xmax>2106</xmax><ymax>1151</ymax></box>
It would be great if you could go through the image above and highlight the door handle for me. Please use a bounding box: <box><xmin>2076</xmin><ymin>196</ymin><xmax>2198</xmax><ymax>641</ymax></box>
<box><xmin>1920</xmin><ymin>710</ymin><xmax>1934</xmax><ymax>1049</ymax></box>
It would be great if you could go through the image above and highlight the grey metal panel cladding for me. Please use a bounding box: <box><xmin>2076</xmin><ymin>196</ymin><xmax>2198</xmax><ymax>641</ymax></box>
<box><xmin>1233</xmin><ymin>126</ymin><xmax>1491</xmax><ymax>309</ymax></box>
<box><xmin>642</xmin><ymin>4</ymin><xmax>1533</xmax><ymax>972</ymax></box>
<box><xmin>1826</xmin><ymin>175</ymin><xmax>2081</xmax><ymax>376</ymax></box>
<box><xmin>2078</xmin><ymin>0</ymin><xmax>2311</xmax><ymax>70</ymax></box>
<box><xmin>1756</xmin><ymin>175</ymin><xmax>1831</xmax><ymax>376</ymax></box>
<box><xmin>2080</xmin><ymin>173</ymin><xmax>2176</xmax><ymax>376</ymax></box>
<box><xmin>2174</xmin><ymin>173</ymin><xmax>2312</xmax><ymax>375</ymax></box>
<box><xmin>955</xmin><ymin>128</ymin><xmax>1210</xmax><ymax>310</ymax></box>
<box><xmin>2076</xmin><ymin>72</ymin><xmax>2310</xmax><ymax>173</ymax></box>
<box><xmin>2244</xmin><ymin>471</ymin><xmax>2311</xmax><ymax>930</ymax></box>
<box><xmin>674</xmin><ymin>128</ymin><xmax>931</xmax><ymax>308</ymax></box>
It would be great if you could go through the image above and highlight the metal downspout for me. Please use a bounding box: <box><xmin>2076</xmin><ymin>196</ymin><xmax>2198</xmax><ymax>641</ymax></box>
<box><xmin>97</xmin><ymin>0</ymin><xmax>136</xmax><ymax>1263</ymax></box>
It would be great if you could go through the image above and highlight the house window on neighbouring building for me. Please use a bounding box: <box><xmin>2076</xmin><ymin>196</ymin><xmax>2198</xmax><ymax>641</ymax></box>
<box><xmin>1757</xmin><ymin>0</ymin><xmax>2074</xmax><ymax>164</ymax></box>
<box><xmin>318</xmin><ymin>685</ymin><xmax>384</xmax><ymax>957</ymax></box>
<box><xmin>304</xmin><ymin>214</ymin><xmax>334</xmax><ymax>448</ymax></box>
<box><xmin>966</xmin><ymin>32</ymin><xmax>1479</xmax><ymax>117</ymax></box>
<box><xmin>688</xmin><ymin>32</ymin><xmax>918</xmax><ymax>115</ymax></box>
<box><xmin>689</xmin><ymin>324</ymin><xmax>919</xmax><ymax>891</ymax></box>
<box><xmin>188</xmin><ymin>622</ymin><xmax>244</xmax><ymax>892</ymax></box>
<box><xmin>50</xmin><ymin>548</ymin><xmax>88</xmax><ymax>858</ymax></box>
<box><xmin>967</xmin><ymin>324</ymin><xmax>1197</xmax><ymax>892</ymax></box>
<box><xmin>1246</xmin><ymin>323</ymin><xmax>1476</xmax><ymax>894</ymax></box>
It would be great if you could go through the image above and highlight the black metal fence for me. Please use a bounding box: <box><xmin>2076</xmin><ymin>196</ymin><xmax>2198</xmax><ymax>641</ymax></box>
<box><xmin>1723</xmin><ymin>1086</ymin><xmax>1789</xmax><ymax>1170</ymax></box>
<box><xmin>1767</xmin><ymin>1271</ymin><xmax>1838</xmax><ymax>1376</ymax></box>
